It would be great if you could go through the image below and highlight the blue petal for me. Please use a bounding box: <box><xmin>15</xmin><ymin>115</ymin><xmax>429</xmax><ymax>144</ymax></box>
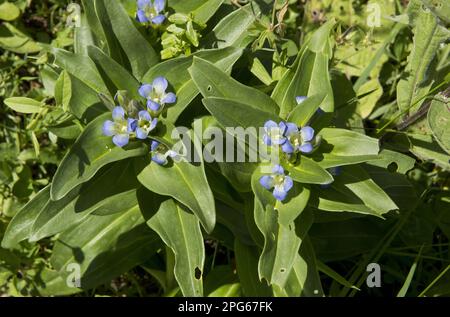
<box><xmin>301</xmin><ymin>126</ymin><xmax>315</xmax><ymax>142</ymax></box>
<box><xmin>139</xmin><ymin>84</ymin><xmax>153</xmax><ymax>99</ymax></box>
<box><xmin>137</xmin><ymin>0</ymin><xmax>151</xmax><ymax>10</ymax></box>
<box><xmin>264</xmin><ymin>120</ymin><xmax>278</xmax><ymax>129</ymax></box>
<box><xmin>153</xmin><ymin>0</ymin><xmax>165</xmax><ymax>12</ymax></box>
<box><xmin>138</xmin><ymin>110</ymin><xmax>151</xmax><ymax>121</ymax></box>
<box><xmin>263</xmin><ymin>134</ymin><xmax>271</xmax><ymax>146</ymax></box>
<box><xmin>271</xmin><ymin>136</ymin><xmax>286</xmax><ymax>145</ymax></box>
<box><xmin>273</xmin><ymin>186</ymin><xmax>288</xmax><ymax>201</ymax></box>
<box><xmin>136</xmin><ymin>127</ymin><xmax>148</xmax><ymax>140</ymax></box>
<box><xmin>161</xmin><ymin>92</ymin><xmax>176</xmax><ymax>104</ymax></box>
<box><xmin>150</xmin><ymin>140</ymin><xmax>160</xmax><ymax>151</ymax></box>
<box><xmin>151</xmin><ymin>15</ymin><xmax>166</xmax><ymax>25</ymax></box>
<box><xmin>102</xmin><ymin>120</ymin><xmax>115</xmax><ymax>136</ymax></box>
<box><xmin>296</xmin><ymin>96</ymin><xmax>307</xmax><ymax>104</ymax></box>
<box><xmin>259</xmin><ymin>175</ymin><xmax>274</xmax><ymax>190</ymax></box>
<box><xmin>152</xmin><ymin>152</ymin><xmax>167</xmax><ymax>165</ymax></box>
<box><xmin>152</xmin><ymin>76</ymin><xmax>168</xmax><ymax>95</ymax></box>
<box><xmin>272</xmin><ymin>164</ymin><xmax>284</xmax><ymax>175</ymax></box>
<box><xmin>112</xmin><ymin>134</ymin><xmax>129</xmax><ymax>147</ymax></box>
<box><xmin>329</xmin><ymin>166</ymin><xmax>341</xmax><ymax>176</ymax></box>
<box><xmin>283</xmin><ymin>176</ymin><xmax>294</xmax><ymax>192</ymax></box>
<box><xmin>147</xmin><ymin>100</ymin><xmax>161</xmax><ymax>111</ymax></box>
<box><xmin>284</xmin><ymin>122</ymin><xmax>298</xmax><ymax>137</ymax></box>
<box><xmin>278</xmin><ymin>122</ymin><xmax>287</xmax><ymax>135</ymax></box>
<box><xmin>136</xmin><ymin>9</ymin><xmax>149</xmax><ymax>23</ymax></box>
<box><xmin>127</xmin><ymin>118</ymin><xmax>138</xmax><ymax>133</ymax></box>
<box><xmin>149</xmin><ymin>118</ymin><xmax>158</xmax><ymax>131</ymax></box>
<box><xmin>112</xmin><ymin>106</ymin><xmax>125</xmax><ymax>121</ymax></box>
<box><xmin>299</xmin><ymin>143</ymin><xmax>313</xmax><ymax>153</ymax></box>
<box><xmin>281</xmin><ymin>141</ymin><xmax>294</xmax><ymax>154</ymax></box>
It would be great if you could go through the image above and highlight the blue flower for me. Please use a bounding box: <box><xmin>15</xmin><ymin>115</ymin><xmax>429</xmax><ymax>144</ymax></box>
<box><xmin>296</xmin><ymin>96</ymin><xmax>307</xmax><ymax>104</ymax></box>
<box><xmin>282</xmin><ymin>125</ymin><xmax>315</xmax><ymax>154</ymax></box>
<box><xmin>150</xmin><ymin>141</ymin><xmax>178</xmax><ymax>165</ymax></box>
<box><xmin>259</xmin><ymin>165</ymin><xmax>294</xmax><ymax>201</ymax></box>
<box><xmin>139</xmin><ymin>77</ymin><xmax>177</xmax><ymax>112</ymax></box>
<box><xmin>263</xmin><ymin>120</ymin><xmax>288</xmax><ymax>146</ymax></box>
<box><xmin>136</xmin><ymin>0</ymin><xmax>166</xmax><ymax>24</ymax></box>
<box><xmin>131</xmin><ymin>110</ymin><xmax>158</xmax><ymax>140</ymax></box>
<box><xmin>102</xmin><ymin>106</ymin><xmax>135</xmax><ymax>147</ymax></box>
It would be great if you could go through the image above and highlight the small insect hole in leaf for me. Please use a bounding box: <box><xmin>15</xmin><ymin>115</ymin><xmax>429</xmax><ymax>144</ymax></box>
<box><xmin>195</xmin><ymin>267</ymin><xmax>202</xmax><ymax>280</ymax></box>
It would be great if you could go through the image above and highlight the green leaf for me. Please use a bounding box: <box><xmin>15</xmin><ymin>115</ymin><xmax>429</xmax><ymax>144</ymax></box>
<box><xmin>273</xmin><ymin>238</ymin><xmax>324</xmax><ymax>297</ymax></box>
<box><xmin>271</xmin><ymin>22</ymin><xmax>335</xmax><ymax>118</ymax></box>
<box><xmin>396</xmin><ymin>6</ymin><xmax>450</xmax><ymax>115</ymax></box>
<box><xmin>55</xmin><ymin>70</ymin><xmax>107</xmax><ymax>122</ymax></box>
<box><xmin>142</xmin><ymin>47</ymin><xmax>243</xmax><ymax>123</ymax></box>
<box><xmin>285</xmin><ymin>156</ymin><xmax>334</xmax><ymax>185</ymax></box>
<box><xmin>428</xmin><ymin>96</ymin><xmax>450</xmax><ymax>154</ymax></box>
<box><xmin>234</xmin><ymin>239</ymin><xmax>273</xmax><ymax>297</ymax></box>
<box><xmin>51</xmin><ymin>47</ymin><xmax>109</xmax><ymax>95</ymax></box>
<box><xmin>251</xmin><ymin>169</ymin><xmax>301</xmax><ymax>288</ymax></box>
<box><xmin>50</xmin><ymin>113</ymin><xmax>147</xmax><ymax>200</ymax></box>
<box><xmin>138</xmin><ymin>130</ymin><xmax>216</xmax><ymax>233</ymax></box>
<box><xmin>1</xmin><ymin>187</ymin><xmax>50</xmax><ymax>249</ymax></box>
<box><xmin>0</xmin><ymin>23</ymin><xmax>41</xmax><ymax>54</ymax></box>
<box><xmin>189</xmin><ymin>57</ymin><xmax>279</xmax><ymax>114</ymax></box>
<box><xmin>287</xmin><ymin>93</ymin><xmax>327</xmax><ymax>127</ymax></box>
<box><xmin>203</xmin><ymin>4</ymin><xmax>258</xmax><ymax>49</ymax></box>
<box><xmin>317</xmin><ymin>165</ymin><xmax>398</xmax><ymax>217</ymax></box>
<box><xmin>48</xmin><ymin>198</ymin><xmax>161</xmax><ymax>292</ymax></box>
<box><xmin>4</xmin><ymin>97</ymin><xmax>43</xmax><ymax>114</ymax></box>
<box><xmin>102</xmin><ymin>0</ymin><xmax>158</xmax><ymax>80</ymax></box>
<box><xmin>170</xmin><ymin>0</ymin><xmax>224</xmax><ymax>25</ymax></box>
<box><xmin>409</xmin><ymin>133</ymin><xmax>450</xmax><ymax>170</ymax></box>
<box><xmin>147</xmin><ymin>199</ymin><xmax>205</xmax><ymax>297</ymax></box>
<box><xmin>29</xmin><ymin>160</ymin><xmax>140</xmax><ymax>242</ymax></box>
<box><xmin>74</xmin><ymin>13</ymin><xmax>95</xmax><ymax>55</ymax></box>
<box><xmin>202</xmin><ymin>97</ymin><xmax>278</xmax><ymax>133</ymax></box>
<box><xmin>0</xmin><ymin>2</ymin><xmax>20</xmax><ymax>21</ymax></box>
<box><xmin>87</xmin><ymin>45</ymin><xmax>140</xmax><ymax>100</ymax></box>
<box><xmin>204</xmin><ymin>265</ymin><xmax>240</xmax><ymax>296</ymax></box>
<box><xmin>313</xmin><ymin>128</ymin><xmax>380</xmax><ymax>168</ymax></box>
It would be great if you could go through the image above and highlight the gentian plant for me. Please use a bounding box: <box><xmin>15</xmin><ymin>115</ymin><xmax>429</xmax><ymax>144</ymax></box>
<box><xmin>1</xmin><ymin>0</ymin><xmax>449</xmax><ymax>298</ymax></box>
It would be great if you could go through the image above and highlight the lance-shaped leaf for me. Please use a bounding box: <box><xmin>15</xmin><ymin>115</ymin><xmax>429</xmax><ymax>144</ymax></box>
<box><xmin>50</xmin><ymin>47</ymin><xmax>109</xmax><ymax>95</ymax></box>
<box><xmin>287</xmin><ymin>93</ymin><xmax>327</xmax><ymax>127</ymax></box>
<box><xmin>47</xmin><ymin>196</ymin><xmax>161</xmax><ymax>292</ymax></box>
<box><xmin>138</xmin><ymin>131</ymin><xmax>216</xmax><ymax>233</ymax></box>
<box><xmin>312</xmin><ymin>128</ymin><xmax>380</xmax><ymax>168</ymax></box>
<box><xmin>50</xmin><ymin>113</ymin><xmax>148</xmax><ymax>200</ymax></box>
<box><xmin>428</xmin><ymin>96</ymin><xmax>450</xmax><ymax>155</ymax></box>
<box><xmin>30</xmin><ymin>160</ymin><xmax>140</xmax><ymax>242</ymax></box>
<box><xmin>396</xmin><ymin>5</ymin><xmax>449</xmax><ymax>115</ymax></box>
<box><xmin>203</xmin><ymin>4</ymin><xmax>259</xmax><ymax>49</ymax></box>
<box><xmin>102</xmin><ymin>0</ymin><xmax>158</xmax><ymax>80</ymax></box>
<box><xmin>285</xmin><ymin>156</ymin><xmax>334</xmax><ymax>185</ymax></box>
<box><xmin>272</xmin><ymin>20</ymin><xmax>335</xmax><ymax>118</ymax></box>
<box><xmin>147</xmin><ymin>199</ymin><xmax>205</xmax><ymax>297</ymax></box>
<box><xmin>87</xmin><ymin>45</ymin><xmax>141</xmax><ymax>100</ymax></box>
<box><xmin>142</xmin><ymin>47</ymin><xmax>243</xmax><ymax>123</ymax></box>
<box><xmin>189</xmin><ymin>57</ymin><xmax>279</xmax><ymax>114</ymax></box>
<box><xmin>234</xmin><ymin>239</ymin><xmax>272</xmax><ymax>297</ymax></box>
<box><xmin>1</xmin><ymin>187</ymin><xmax>50</xmax><ymax>248</ymax></box>
<box><xmin>315</xmin><ymin>165</ymin><xmax>398</xmax><ymax>217</ymax></box>
<box><xmin>273</xmin><ymin>238</ymin><xmax>324</xmax><ymax>297</ymax></box>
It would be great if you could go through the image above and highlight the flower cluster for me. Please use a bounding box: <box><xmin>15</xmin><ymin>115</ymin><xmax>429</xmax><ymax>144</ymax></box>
<box><xmin>259</xmin><ymin>165</ymin><xmax>294</xmax><ymax>201</ymax></box>
<box><xmin>136</xmin><ymin>0</ymin><xmax>166</xmax><ymax>25</ymax></box>
<box><xmin>259</xmin><ymin>96</ymin><xmax>319</xmax><ymax>201</ymax></box>
<box><xmin>102</xmin><ymin>76</ymin><xmax>177</xmax><ymax>165</ymax></box>
<box><xmin>263</xmin><ymin>121</ymin><xmax>315</xmax><ymax>155</ymax></box>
